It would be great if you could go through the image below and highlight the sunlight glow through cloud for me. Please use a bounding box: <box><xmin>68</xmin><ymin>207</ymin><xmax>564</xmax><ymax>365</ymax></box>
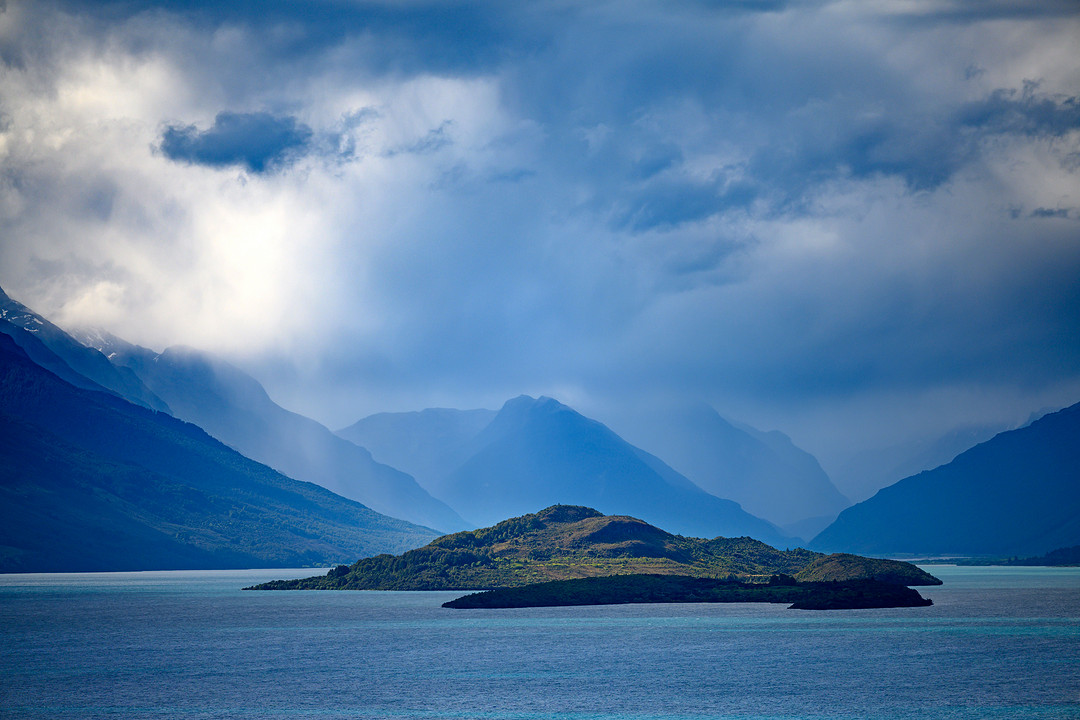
<box><xmin>1</xmin><ymin>0</ymin><xmax>1078</xmax><ymax>471</ymax></box>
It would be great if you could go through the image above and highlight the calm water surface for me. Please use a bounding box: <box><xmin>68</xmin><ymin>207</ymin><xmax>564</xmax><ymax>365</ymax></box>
<box><xmin>2</xmin><ymin>565</ymin><xmax>1078</xmax><ymax>719</ymax></box>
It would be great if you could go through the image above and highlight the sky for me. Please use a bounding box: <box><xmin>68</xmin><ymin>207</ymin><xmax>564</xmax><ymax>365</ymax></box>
<box><xmin>1</xmin><ymin>0</ymin><xmax>1079</xmax><ymax>479</ymax></box>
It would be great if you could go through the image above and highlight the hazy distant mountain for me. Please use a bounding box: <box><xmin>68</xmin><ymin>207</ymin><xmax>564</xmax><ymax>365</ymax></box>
<box><xmin>337</xmin><ymin>407</ymin><xmax>496</xmax><ymax>496</ymax></box>
<box><xmin>830</xmin><ymin>422</ymin><xmax>1013</xmax><ymax>503</ymax></box>
<box><xmin>80</xmin><ymin>333</ymin><xmax>467</xmax><ymax>533</ymax></box>
<box><xmin>0</xmin><ymin>332</ymin><xmax>438</xmax><ymax>572</ymax></box>
<box><xmin>610</xmin><ymin>403</ymin><xmax>848</xmax><ymax>534</ymax></box>
<box><xmin>435</xmin><ymin>395</ymin><xmax>792</xmax><ymax>545</ymax></box>
<box><xmin>811</xmin><ymin>402</ymin><xmax>1080</xmax><ymax>557</ymax></box>
<box><xmin>0</xmin><ymin>286</ymin><xmax>169</xmax><ymax>413</ymax></box>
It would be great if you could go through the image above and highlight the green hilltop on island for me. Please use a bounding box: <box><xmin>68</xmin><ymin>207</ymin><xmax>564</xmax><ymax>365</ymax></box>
<box><xmin>247</xmin><ymin>505</ymin><xmax>940</xmax><ymax>609</ymax></box>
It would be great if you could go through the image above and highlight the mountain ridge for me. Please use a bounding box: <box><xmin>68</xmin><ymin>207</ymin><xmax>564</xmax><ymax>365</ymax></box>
<box><xmin>0</xmin><ymin>331</ymin><xmax>439</xmax><ymax>572</ymax></box>
<box><xmin>811</xmin><ymin>401</ymin><xmax>1080</xmax><ymax>556</ymax></box>
<box><xmin>78</xmin><ymin>330</ymin><xmax>468</xmax><ymax>533</ymax></box>
<box><xmin>0</xmin><ymin>287</ymin><xmax>170</xmax><ymax>413</ymax></box>
<box><xmin>336</xmin><ymin>406</ymin><xmax>496</xmax><ymax>497</ymax></box>
<box><xmin>607</xmin><ymin>402</ymin><xmax>849</xmax><ymax>531</ymax></box>
<box><xmin>433</xmin><ymin>395</ymin><xmax>792</xmax><ymax>545</ymax></box>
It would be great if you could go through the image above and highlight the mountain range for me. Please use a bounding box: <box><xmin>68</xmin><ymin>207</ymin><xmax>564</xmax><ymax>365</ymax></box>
<box><xmin>606</xmin><ymin>402</ymin><xmax>849</xmax><ymax>535</ymax></box>
<box><xmin>2</xmin><ymin>281</ymin><xmax>1075</xmax><ymax>570</ymax></box>
<box><xmin>74</xmin><ymin>331</ymin><xmax>467</xmax><ymax>533</ymax></box>
<box><xmin>341</xmin><ymin>401</ymin><xmax>849</xmax><ymax>538</ymax></box>
<box><xmin>830</xmin><ymin>421</ymin><xmax>1017</xmax><ymax>503</ymax></box>
<box><xmin>812</xmin><ymin>402</ymin><xmax>1080</xmax><ymax>556</ymax></box>
<box><xmin>1</xmin><ymin>287</ymin><xmax>169</xmax><ymax>413</ymax></box>
<box><xmin>346</xmin><ymin>395</ymin><xmax>793</xmax><ymax>546</ymax></box>
<box><xmin>0</xmin><ymin>330</ymin><xmax>438</xmax><ymax>572</ymax></box>
<box><xmin>338</xmin><ymin>407</ymin><xmax>497</xmax><ymax>494</ymax></box>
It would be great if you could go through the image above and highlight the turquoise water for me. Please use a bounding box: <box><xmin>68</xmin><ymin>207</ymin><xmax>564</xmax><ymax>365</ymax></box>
<box><xmin>1</xmin><ymin>565</ymin><xmax>1078</xmax><ymax>719</ymax></box>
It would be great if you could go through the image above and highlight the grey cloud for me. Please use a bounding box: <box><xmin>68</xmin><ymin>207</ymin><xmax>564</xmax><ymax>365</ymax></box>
<box><xmin>744</xmin><ymin>82</ymin><xmax>1080</xmax><ymax>201</ymax></box>
<box><xmin>614</xmin><ymin>175</ymin><xmax>758</xmax><ymax>232</ymax></box>
<box><xmin>159</xmin><ymin>112</ymin><xmax>313</xmax><ymax>173</ymax></box>
<box><xmin>4</xmin><ymin>0</ymin><xmax>1080</xmax><ymax>469</ymax></box>
<box><xmin>54</xmin><ymin>0</ymin><xmax>525</xmax><ymax>79</ymax></box>
<box><xmin>888</xmin><ymin>0</ymin><xmax>1080</xmax><ymax>24</ymax></box>
<box><xmin>491</xmin><ymin>7</ymin><xmax>968</xmax><ymax>223</ymax></box>
<box><xmin>747</xmin><ymin>116</ymin><xmax>965</xmax><ymax>200</ymax></box>
<box><xmin>959</xmin><ymin>83</ymin><xmax>1080</xmax><ymax>137</ymax></box>
<box><xmin>76</xmin><ymin>179</ymin><xmax>119</xmax><ymax>223</ymax></box>
<box><xmin>60</xmin><ymin>1</ymin><xmax>1074</xmax><ymax>202</ymax></box>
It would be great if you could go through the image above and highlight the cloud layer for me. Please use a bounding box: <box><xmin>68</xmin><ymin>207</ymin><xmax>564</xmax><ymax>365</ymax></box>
<box><xmin>1</xmin><ymin>0</ymin><xmax>1079</xmax><ymax>470</ymax></box>
<box><xmin>160</xmin><ymin>112</ymin><xmax>313</xmax><ymax>173</ymax></box>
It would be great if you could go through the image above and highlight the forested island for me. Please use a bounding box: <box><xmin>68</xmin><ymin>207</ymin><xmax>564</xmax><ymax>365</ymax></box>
<box><xmin>248</xmin><ymin>505</ymin><xmax>940</xmax><ymax>610</ymax></box>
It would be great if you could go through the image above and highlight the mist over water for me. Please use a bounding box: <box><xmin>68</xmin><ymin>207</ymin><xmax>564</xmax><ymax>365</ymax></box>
<box><xmin>2</xmin><ymin>566</ymin><xmax>1078</xmax><ymax>719</ymax></box>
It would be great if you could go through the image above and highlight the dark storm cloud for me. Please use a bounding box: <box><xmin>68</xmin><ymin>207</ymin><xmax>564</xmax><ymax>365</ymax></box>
<box><xmin>482</xmin><ymin>4</ymin><xmax>1067</xmax><ymax>229</ymax></box>
<box><xmin>64</xmin><ymin>0</ymin><xmax>1064</xmax><ymax>201</ymax></box>
<box><xmin>600</xmin><ymin>77</ymin><xmax>1080</xmax><ymax>227</ymax></box>
<box><xmin>4</xmin><ymin>0</ymin><xmax>1080</xmax><ymax>466</ymax></box>
<box><xmin>959</xmin><ymin>84</ymin><xmax>1080</xmax><ymax>137</ymax></box>
<box><xmin>748</xmin><ymin>81</ymin><xmax>1080</xmax><ymax>200</ymax></box>
<box><xmin>54</xmin><ymin>0</ymin><xmax>525</xmax><ymax>76</ymax></box>
<box><xmin>887</xmin><ymin>0</ymin><xmax>1080</xmax><ymax>24</ymax></box>
<box><xmin>746</xmin><ymin>114</ymin><xmax>966</xmax><ymax>200</ymax></box>
<box><xmin>614</xmin><ymin>175</ymin><xmax>759</xmax><ymax>232</ymax></box>
<box><xmin>159</xmin><ymin>112</ymin><xmax>313</xmax><ymax>173</ymax></box>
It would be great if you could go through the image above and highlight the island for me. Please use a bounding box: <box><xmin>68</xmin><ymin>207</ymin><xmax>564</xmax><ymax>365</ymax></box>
<box><xmin>248</xmin><ymin>505</ymin><xmax>940</xmax><ymax>611</ymax></box>
<box><xmin>442</xmin><ymin>573</ymin><xmax>934</xmax><ymax>610</ymax></box>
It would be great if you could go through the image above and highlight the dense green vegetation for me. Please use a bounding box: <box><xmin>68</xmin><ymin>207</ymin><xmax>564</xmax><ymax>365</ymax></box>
<box><xmin>795</xmin><ymin>553</ymin><xmax>942</xmax><ymax>584</ymax></box>
<box><xmin>248</xmin><ymin>505</ymin><xmax>940</xmax><ymax>590</ymax></box>
<box><xmin>441</xmin><ymin>574</ymin><xmax>934</xmax><ymax>610</ymax></box>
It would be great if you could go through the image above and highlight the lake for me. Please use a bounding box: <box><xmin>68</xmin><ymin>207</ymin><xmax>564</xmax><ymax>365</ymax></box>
<box><xmin>2</xmin><ymin>565</ymin><xmax>1078</xmax><ymax>719</ymax></box>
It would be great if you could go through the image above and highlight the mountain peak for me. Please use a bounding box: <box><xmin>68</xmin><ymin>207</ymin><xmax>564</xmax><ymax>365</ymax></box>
<box><xmin>335</xmin><ymin>406</ymin><xmax>497</xmax><ymax>498</ymax></box>
<box><xmin>437</xmin><ymin>396</ymin><xmax>790</xmax><ymax>544</ymax></box>
<box><xmin>500</xmin><ymin>394</ymin><xmax>567</xmax><ymax>414</ymax></box>
<box><xmin>68</xmin><ymin>326</ymin><xmax>146</xmax><ymax>360</ymax></box>
<box><xmin>0</xmin><ymin>290</ymin><xmax>170</xmax><ymax>413</ymax></box>
<box><xmin>532</xmin><ymin>504</ymin><xmax>605</xmax><ymax>525</ymax></box>
<box><xmin>479</xmin><ymin>394</ymin><xmax>586</xmax><ymax>440</ymax></box>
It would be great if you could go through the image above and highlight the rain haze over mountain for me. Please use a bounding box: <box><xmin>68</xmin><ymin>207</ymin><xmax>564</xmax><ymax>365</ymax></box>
<box><xmin>1</xmin><ymin>0</ymin><xmax>1078</xmax><ymax>477</ymax></box>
